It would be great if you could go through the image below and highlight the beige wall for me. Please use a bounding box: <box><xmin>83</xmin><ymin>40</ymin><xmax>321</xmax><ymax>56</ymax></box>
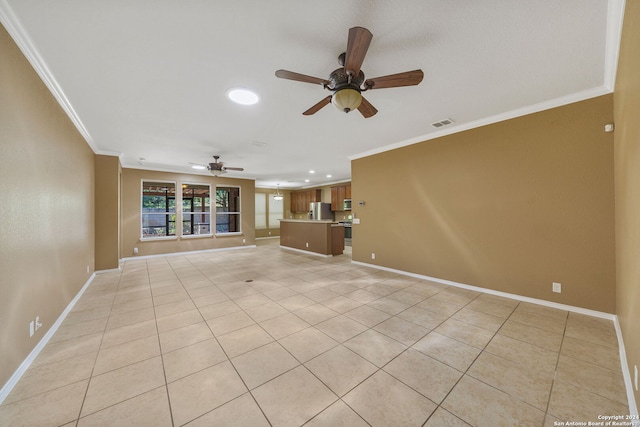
<box><xmin>95</xmin><ymin>155</ymin><xmax>121</xmax><ymax>270</ymax></box>
<box><xmin>0</xmin><ymin>24</ymin><xmax>95</xmax><ymax>388</ymax></box>
<box><xmin>614</xmin><ymin>0</ymin><xmax>640</xmax><ymax>410</ymax></box>
<box><xmin>121</xmin><ymin>168</ymin><xmax>255</xmax><ymax>257</ymax></box>
<box><xmin>352</xmin><ymin>95</ymin><xmax>616</xmax><ymax>313</ymax></box>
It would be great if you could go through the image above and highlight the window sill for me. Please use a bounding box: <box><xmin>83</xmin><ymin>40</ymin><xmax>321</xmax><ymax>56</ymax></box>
<box><xmin>140</xmin><ymin>236</ymin><xmax>178</xmax><ymax>242</ymax></box>
<box><xmin>215</xmin><ymin>232</ymin><xmax>243</xmax><ymax>237</ymax></box>
<box><xmin>181</xmin><ymin>234</ymin><xmax>213</xmax><ymax>240</ymax></box>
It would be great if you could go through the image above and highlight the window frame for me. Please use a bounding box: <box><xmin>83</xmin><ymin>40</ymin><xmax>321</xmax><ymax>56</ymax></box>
<box><xmin>268</xmin><ymin>192</ymin><xmax>283</xmax><ymax>229</ymax></box>
<box><xmin>255</xmin><ymin>192</ymin><xmax>267</xmax><ymax>230</ymax></box>
<box><xmin>140</xmin><ymin>180</ymin><xmax>178</xmax><ymax>240</ymax></box>
<box><xmin>215</xmin><ymin>185</ymin><xmax>242</xmax><ymax>236</ymax></box>
<box><xmin>181</xmin><ymin>182</ymin><xmax>212</xmax><ymax>239</ymax></box>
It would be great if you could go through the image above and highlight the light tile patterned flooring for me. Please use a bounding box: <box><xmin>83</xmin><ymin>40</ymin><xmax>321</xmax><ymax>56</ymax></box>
<box><xmin>0</xmin><ymin>242</ymin><xmax>629</xmax><ymax>426</ymax></box>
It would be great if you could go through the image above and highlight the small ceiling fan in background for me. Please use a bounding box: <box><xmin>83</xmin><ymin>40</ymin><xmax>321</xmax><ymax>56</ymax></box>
<box><xmin>190</xmin><ymin>155</ymin><xmax>244</xmax><ymax>176</ymax></box>
<box><xmin>275</xmin><ymin>26</ymin><xmax>424</xmax><ymax>118</ymax></box>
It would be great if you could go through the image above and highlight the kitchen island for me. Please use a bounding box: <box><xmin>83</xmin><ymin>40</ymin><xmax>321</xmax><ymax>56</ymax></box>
<box><xmin>279</xmin><ymin>219</ymin><xmax>345</xmax><ymax>256</ymax></box>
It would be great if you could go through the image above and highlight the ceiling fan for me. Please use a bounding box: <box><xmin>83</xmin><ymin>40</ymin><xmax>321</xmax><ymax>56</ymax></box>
<box><xmin>190</xmin><ymin>155</ymin><xmax>244</xmax><ymax>176</ymax></box>
<box><xmin>275</xmin><ymin>26</ymin><xmax>424</xmax><ymax>118</ymax></box>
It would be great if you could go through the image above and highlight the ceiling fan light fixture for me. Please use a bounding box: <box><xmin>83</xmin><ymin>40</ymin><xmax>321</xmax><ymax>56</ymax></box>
<box><xmin>226</xmin><ymin>88</ymin><xmax>260</xmax><ymax>105</ymax></box>
<box><xmin>332</xmin><ymin>88</ymin><xmax>362</xmax><ymax>113</ymax></box>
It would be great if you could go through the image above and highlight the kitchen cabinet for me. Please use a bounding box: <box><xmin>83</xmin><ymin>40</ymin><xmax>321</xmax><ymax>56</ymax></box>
<box><xmin>330</xmin><ymin>184</ymin><xmax>351</xmax><ymax>211</ymax></box>
<box><xmin>331</xmin><ymin>187</ymin><xmax>338</xmax><ymax>211</ymax></box>
<box><xmin>290</xmin><ymin>189</ymin><xmax>322</xmax><ymax>213</ymax></box>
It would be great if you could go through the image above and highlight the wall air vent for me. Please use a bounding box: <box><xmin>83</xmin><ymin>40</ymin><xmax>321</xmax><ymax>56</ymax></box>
<box><xmin>431</xmin><ymin>118</ymin><xmax>455</xmax><ymax>128</ymax></box>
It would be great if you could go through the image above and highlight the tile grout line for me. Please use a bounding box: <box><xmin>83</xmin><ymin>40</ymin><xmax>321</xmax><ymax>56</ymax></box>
<box><xmin>72</xmin><ymin>265</ymin><xmax>123</xmax><ymax>425</ymax></box>
<box><xmin>148</xmin><ymin>256</ymin><xmax>178</xmax><ymax>427</ymax></box>
<box><xmin>541</xmin><ymin>310</ymin><xmax>570</xmax><ymax>426</ymax></box>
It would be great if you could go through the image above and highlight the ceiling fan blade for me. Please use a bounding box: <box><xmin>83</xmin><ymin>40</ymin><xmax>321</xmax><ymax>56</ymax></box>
<box><xmin>357</xmin><ymin>96</ymin><xmax>378</xmax><ymax>118</ymax></box>
<box><xmin>344</xmin><ymin>27</ymin><xmax>372</xmax><ymax>77</ymax></box>
<box><xmin>223</xmin><ymin>167</ymin><xmax>244</xmax><ymax>171</ymax></box>
<box><xmin>303</xmin><ymin>95</ymin><xmax>332</xmax><ymax>115</ymax></box>
<box><xmin>275</xmin><ymin>69</ymin><xmax>329</xmax><ymax>86</ymax></box>
<box><xmin>364</xmin><ymin>69</ymin><xmax>424</xmax><ymax>90</ymax></box>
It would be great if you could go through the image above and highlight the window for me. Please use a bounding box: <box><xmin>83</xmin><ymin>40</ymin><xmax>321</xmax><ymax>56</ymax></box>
<box><xmin>216</xmin><ymin>186</ymin><xmax>241</xmax><ymax>234</ymax></box>
<box><xmin>255</xmin><ymin>193</ymin><xmax>267</xmax><ymax>229</ymax></box>
<box><xmin>142</xmin><ymin>181</ymin><xmax>176</xmax><ymax>238</ymax></box>
<box><xmin>182</xmin><ymin>183</ymin><xmax>211</xmax><ymax>236</ymax></box>
<box><xmin>268</xmin><ymin>194</ymin><xmax>283</xmax><ymax>228</ymax></box>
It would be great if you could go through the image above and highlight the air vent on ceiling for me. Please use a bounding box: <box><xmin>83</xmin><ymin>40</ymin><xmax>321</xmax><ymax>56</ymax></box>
<box><xmin>431</xmin><ymin>118</ymin><xmax>455</xmax><ymax>128</ymax></box>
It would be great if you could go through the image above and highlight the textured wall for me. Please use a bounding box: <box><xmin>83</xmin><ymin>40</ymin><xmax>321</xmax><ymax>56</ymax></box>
<box><xmin>0</xmin><ymin>24</ymin><xmax>95</xmax><ymax>388</ymax></box>
<box><xmin>352</xmin><ymin>95</ymin><xmax>615</xmax><ymax>313</ymax></box>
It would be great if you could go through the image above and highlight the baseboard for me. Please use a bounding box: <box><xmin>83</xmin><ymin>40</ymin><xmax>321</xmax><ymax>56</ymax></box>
<box><xmin>95</xmin><ymin>266</ymin><xmax>121</xmax><ymax>274</ymax></box>
<box><xmin>351</xmin><ymin>260</ymin><xmax>615</xmax><ymax>319</ymax></box>
<box><xmin>279</xmin><ymin>246</ymin><xmax>332</xmax><ymax>258</ymax></box>
<box><xmin>0</xmin><ymin>272</ymin><xmax>96</xmax><ymax>405</ymax></box>
<box><xmin>352</xmin><ymin>260</ymin><xmax>639</xmax><ymax>416</ymax></box>
<box><xmin>613</xmin><ymin>317</ymin><xmax>640</xmax><ymax>420</ymax></box>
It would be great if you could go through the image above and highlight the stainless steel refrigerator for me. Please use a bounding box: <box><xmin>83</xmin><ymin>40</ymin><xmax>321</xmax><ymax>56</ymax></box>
<box><xmin>309</xmin><ymin>202</ymin><xmax>333</xmax><ymax>220</ymax></box>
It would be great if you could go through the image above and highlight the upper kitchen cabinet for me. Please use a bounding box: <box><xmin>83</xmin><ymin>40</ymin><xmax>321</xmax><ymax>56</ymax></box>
<box><xmin>290</xmin><ymin>189</ymin><xmax>322</xmax><ymax>213</ymax></box>
<box><xmin>331</xmin><ymin>184</ymin><xmax>351</xmax><ymax>211</ymax></box>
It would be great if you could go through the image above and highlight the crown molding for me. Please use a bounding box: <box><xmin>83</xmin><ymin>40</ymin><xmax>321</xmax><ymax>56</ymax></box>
<box><xmin>350</xmin><ymin>86</ymin><xmax>612</xmax><ymax>161</ymax></box>
<box><xmin>0</xmin><ymin>0</ymin><xmax>97</xmax><ymax>152</ymax></box>
<box><xmin>604</xmin><ymin>0</ymin><xmax>626</xmax><ymax>91</ymax></box>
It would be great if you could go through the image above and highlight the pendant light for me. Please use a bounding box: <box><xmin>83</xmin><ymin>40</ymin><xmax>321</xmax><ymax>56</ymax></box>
<box><xmin>273</xmin><ymin>184</ymin><xmax>283</xmax><ymax>201</ymax></box>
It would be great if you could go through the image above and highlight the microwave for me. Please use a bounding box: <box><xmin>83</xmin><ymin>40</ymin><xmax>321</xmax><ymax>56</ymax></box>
<box><xmin>343</xmin><ymin>198</ymin><xmax>352</xmax><ymax>210</ymax></box>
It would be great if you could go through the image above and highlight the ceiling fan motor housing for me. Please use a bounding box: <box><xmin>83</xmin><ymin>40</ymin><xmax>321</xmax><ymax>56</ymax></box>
<box><xmin>329</xmin><ymin>68</ymin><xmax>365</xmax><ymax>91</ymax></box>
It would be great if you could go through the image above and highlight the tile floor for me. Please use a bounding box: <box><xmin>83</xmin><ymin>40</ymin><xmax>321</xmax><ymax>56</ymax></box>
<box><xmin>0</xmin><ymin>241</ymin><xmax>630</xmax><ymax>426</ymax></box>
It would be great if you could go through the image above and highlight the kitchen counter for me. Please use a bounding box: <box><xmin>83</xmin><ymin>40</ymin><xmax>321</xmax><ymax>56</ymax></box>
<box><xmin>279</xmin><ymin>219</ymin><xmax>345</xmax><ymax>256</ymax></box>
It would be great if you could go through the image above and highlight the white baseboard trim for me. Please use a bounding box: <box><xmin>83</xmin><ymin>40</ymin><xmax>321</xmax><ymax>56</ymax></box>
<box><xmin>613</xmin><ymin>317</ymin><xmax>640</xmax><ymax>420</ymax></box>
<box><xmin>0</xmin><ymin>273</ymin><xmax>96</xmax><ymax>405</ymax></box>
<box><xmin>352</xmin><ymin>260</ymin><xmax>639</xmax><ymax>416</ymax></box>
<box><xmin>351</xmin><ymin>260</ymin><xmax>615</xmax><ymax>319</ymax></box>
<box><xmin>279</xmin><ymin>246</ymin><xmax>332</xmax><ymax>258</ymax></box>
<box><xmin>95</xmin><ymin>266</ymin><xmax>121</xmax><ymax>274</ymax></box>
<box><xmin>120</xmin><ymin>244</ymin><xmax>257</xmax><ymax>262</ymax></box>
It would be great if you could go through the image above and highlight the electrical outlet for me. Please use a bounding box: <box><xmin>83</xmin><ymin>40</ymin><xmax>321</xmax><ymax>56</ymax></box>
<box><xmin>35</xmin><ymin>316</ymin><xmax>42</xmax><ymax>331</ymax></box>
<box><xmin>133</xmin><ymin>247</ymin><xmax>138</xmax><ymax>254</ymax></box>
<box><xmin>243</xmin><ymin>238</ymin><xmax>246</xmax><ymax>244</ymax></box>
<box><xmin>306</xmin><ymin>242</ymin><xmax>309</xmax><ymax>248</ymax></box>
<box><xmin>371</xmin><ymin>253</ymin><xmax>376</xmax><ymax>260</ymax></box>
<box><xmin>552</xmin><ymin>282</ymin><xmax>561</xmax><ymax>293</ymax></box>
<box><xmin>29</xmin><ymin>321</ymin><xmax>34</xmax><ymax>337</ymax></box>
<box><xmin>634</xmin><ymin>365</ymin><xmax>638</xmax><ymax>391</ymax></box>
<box><xmin>86</xmin><ymin>265</ymin><xmax>90</xmax><ymax>274</ymax></box>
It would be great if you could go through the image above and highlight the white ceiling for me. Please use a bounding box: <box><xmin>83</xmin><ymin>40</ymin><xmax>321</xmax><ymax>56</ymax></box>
<box><xmin>1</xmin><ymin>0</ymin><xmax>624</xmax><ymax>188</ymax></box>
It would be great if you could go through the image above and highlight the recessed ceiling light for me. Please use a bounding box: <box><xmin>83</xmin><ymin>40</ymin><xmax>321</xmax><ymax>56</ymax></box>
<box><xmin>191</xmin><ymin>165</ymin><xmax>206</xmax><ymax>170</ymax></box>
<box><xmin>226</xmin><ymin>88</ymin><xmax>259</xmax><ymax>105</ymax></box>
<box><xmin>326</xmin><ymin>174</ymin><xmax>332</xmax><ymax>178</ymax></box>
<box><xmin>305</xmin><ymin>179</ymin><xmax>310</xmax><ymax>183</ymax></box>
<box><xmin>309</xmin><ymin>170</ymin><xmax>315</xmax><ymax>174</ymax></box>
